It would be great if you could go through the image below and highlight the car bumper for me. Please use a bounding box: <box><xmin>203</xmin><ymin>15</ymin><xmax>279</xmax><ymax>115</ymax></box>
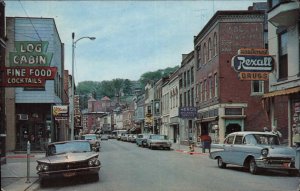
<box><xmin>151</xmin><ymin>143</ymin><xmax>171</xmax><ymax>148</ymax></box>
<box><xmin>256</xmin><ymin>159</ymin><xmax>296</xmax><ymax>170</ymax></box>
<box><xmin>38</xmin><ymin>166</ymin><xmax>101</xmax><ymax>178</ymax></box>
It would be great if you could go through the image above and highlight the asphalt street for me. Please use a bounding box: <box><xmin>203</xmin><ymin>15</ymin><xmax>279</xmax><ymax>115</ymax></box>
<box><xmin>34</xmin><ymin>139</ymin><xmax>300</xmax><ymax>191</ymax></box>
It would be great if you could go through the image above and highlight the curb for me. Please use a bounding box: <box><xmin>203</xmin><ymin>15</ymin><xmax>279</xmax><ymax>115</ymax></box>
<box><xmin>175</xmin><ymin>149</ymin><xmax>209</xmax><ymax>156</ymax></box>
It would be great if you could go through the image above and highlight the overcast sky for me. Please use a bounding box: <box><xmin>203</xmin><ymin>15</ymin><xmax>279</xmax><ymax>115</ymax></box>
<box><xmin>5</xmin><ymin>0</ymin><xmax>265</xmax><ymax>84</ymax></box>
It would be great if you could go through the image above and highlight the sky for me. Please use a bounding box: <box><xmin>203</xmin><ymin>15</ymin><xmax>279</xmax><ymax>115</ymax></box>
<box><xmin>5</xmin><ymin>0</ymin><xmax>266</xmax><ymax>84</ymax></box>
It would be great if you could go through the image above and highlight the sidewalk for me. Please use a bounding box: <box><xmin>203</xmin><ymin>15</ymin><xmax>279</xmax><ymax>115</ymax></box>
<box><xmin>1</xmin><ymin>152</ymin><xmax>44</xmax><ymax>191</ymax></box>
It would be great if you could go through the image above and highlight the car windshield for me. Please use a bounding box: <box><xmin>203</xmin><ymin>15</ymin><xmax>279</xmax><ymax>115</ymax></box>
<box><xmin>151</xmin><ymin>135</ymin><xmax>168</xmax><ymax>140</ymax></box>
<box><xmin>83</xmin><ymin>135</ymin><xmax>97</xmax><ymax>140</ymax></box>
<box><xmin>253</xmin><ymin>134</ymin><xmax>280</xmax><ymax>145</ymax></box>
<box><xmin>48</xmin><ymin>141</ymin><xmax>92</xmax><ymax>156</ymax></box>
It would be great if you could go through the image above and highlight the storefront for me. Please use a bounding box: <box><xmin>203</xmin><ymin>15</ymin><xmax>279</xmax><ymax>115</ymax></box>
<box><xmin>15</xmin><ymin>103</ymin><xmax>53</xmax><ymax>151</ymax></box>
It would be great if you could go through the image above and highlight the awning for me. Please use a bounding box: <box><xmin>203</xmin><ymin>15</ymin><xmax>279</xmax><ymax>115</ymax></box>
<box><xmin>263</xmin><ymin>87</ymin><xmax>300</xmax><ymax>98</ymax></box>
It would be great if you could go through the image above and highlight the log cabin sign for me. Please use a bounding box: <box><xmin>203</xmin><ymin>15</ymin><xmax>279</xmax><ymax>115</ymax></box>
<box><xmin>1</xmin><ymin>41</ymin><xmax>57</xmax><ymax>87</ymax></box>
<box><xmin>231</xmin><ymin>48</ymin><xmax>274</xmax><ymax>81</ymax></box>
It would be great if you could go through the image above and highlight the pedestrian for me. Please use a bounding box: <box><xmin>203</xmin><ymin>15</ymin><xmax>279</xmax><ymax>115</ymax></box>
<box><xmin>272</xmin><ymin>127</ymin><xmax>282</xmax><ymax>138</ymax></box>
<box><xmin>200</xmin><ymin>134</ymin><xmax>212</xmax><ymax>153</ymax></box>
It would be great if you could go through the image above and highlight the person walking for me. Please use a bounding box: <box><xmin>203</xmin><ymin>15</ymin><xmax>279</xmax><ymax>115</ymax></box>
<box><xmin>200</xmin><ymin>134</ymin><xmax>212</xmax><ymax>153</ymax></box>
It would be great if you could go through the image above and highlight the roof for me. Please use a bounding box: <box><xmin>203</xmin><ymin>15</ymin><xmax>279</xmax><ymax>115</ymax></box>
<box><xmin>229</xmin><ymin>131</ymin><xmax>276</xmax><ymax>136</ymax></box>
<box><xmin>101</xmin><ymin>96</ymin><xmax>111</xmax><ymax>101</ymax></box>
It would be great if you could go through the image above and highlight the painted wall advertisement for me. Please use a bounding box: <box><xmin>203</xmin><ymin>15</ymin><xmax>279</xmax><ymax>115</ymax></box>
<box><xmin>0</xmin><ymin>41</ymin><xmax>57</xmax><ymax>87</ymax></box>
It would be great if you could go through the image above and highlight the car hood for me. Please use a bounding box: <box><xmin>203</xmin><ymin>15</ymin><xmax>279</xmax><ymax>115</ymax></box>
<box><xmin>37</xmin><ymin>152</ymin><xmax>99</xmax><ymax>164</ymax></box>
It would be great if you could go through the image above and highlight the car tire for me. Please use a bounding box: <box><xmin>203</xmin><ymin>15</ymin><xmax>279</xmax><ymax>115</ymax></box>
<box><xmin>249</xmin><ymin>158</ymin><xmax>259</xmax><ymax>175</ymax></box>
<box><xmin>217</xmin><ymin>157</ymin><xmax>226</xmax><ymax>168</ymax></box>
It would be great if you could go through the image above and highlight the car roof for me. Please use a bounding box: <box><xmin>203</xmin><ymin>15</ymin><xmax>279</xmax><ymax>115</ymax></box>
<box><xmin>228</xmin><ymin>131</ymin><xmax>276</xmax><ymax>136</ymax></box>
<box><xmin>48</xmin><ymin>140</ymin><xmax>89</xmax><ymax>146</ymax></box>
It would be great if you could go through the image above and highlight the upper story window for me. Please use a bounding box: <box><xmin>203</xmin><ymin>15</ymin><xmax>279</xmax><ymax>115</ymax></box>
<box><xmin>252</xmin><ymin>81</ymin><xmax>264</xmax><ymax>95</ymax></box>
<box><xmin>197</xmin><ymin>45</ymin><xmax>201</xmax><ymax>69</ymax></box>
<box><xmin>213</xmin><ymin>32</ymin><xmax>218</xmax><ymax>56</ymax></box>
<box><xmin>199</xmin><ymin>82</ymin><xmax>203</xmax><ymax>103</ymax></box>
<box><xmin>184</xmin><ymin>72</ymin><xmax>187</xmax><ymax>87</ymax></box>
<box><xmin>191</xmin><ymin>67</ymin><xmax>194</xmax><ymax>84</ymax></box>
<box><xmin>208</xmin><ymin>38</ymin><xmax>212</xmax><ymax>60</ymax></box>
<box><xmin>204</xmin><ymin>79</ymin><xmax>207</xmax><ymax>101</ymax></box>
<box><xmin>278</xmin><ymin>30</ymin><xmax>288</xmax><ymax>80</ymax></box>
<box><xmin>203</xmin><ymin>43</ymin><xmax>207</xmax><ymax>64</ymax></box>
<box><xmin>187</xmin><ymin>70</ymin><xmax>190</xmax><ymax>86</ymax></box>
<box><xmin>214</xmin><ymin>73</ymin><xmax>218</xmax><ymax>98</ymax></box>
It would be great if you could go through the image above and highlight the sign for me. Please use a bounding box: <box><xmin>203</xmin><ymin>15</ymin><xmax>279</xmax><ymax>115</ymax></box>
<box><xmin>53</xmin><ymin>105</ymin><xmax>69</xmax><ymax>120</ymax></box>
<box><xmin>231</xmin><ymin>55</ymin><xmax>274</xmax><ymax>72</ymax></box>
<box><xmin>179</xmin><ymin>107</ymin><xmax>197</xmax><ymax>119</ymax></box>
<box><xmin>9</xmin><ymin>41</ymin><xmax>53</xmax><ymax>66</ymax></box>
<box><xmin>1</xmin><ymin>66</ymin><xmax>57</xmax><ymax>87</ymax></box>
<box><xmin>231</xmin><ymin>48</ymin><xmax>274</xmax><ymax>81</ymax></box>
<box><xmin>239</xmin><ymin>72</ymin><xmax>269</xmax><ymax>81</ymax></box>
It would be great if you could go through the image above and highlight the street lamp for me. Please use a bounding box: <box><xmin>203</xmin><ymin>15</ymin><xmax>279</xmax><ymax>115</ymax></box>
<box><xmin>70</xmin><ymin>32</ymin><xmax>96</xmax><ymax>140</ymax></box>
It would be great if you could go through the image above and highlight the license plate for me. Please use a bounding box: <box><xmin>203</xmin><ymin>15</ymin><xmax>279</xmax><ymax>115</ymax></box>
<box><xmin>63</xmin><ymin>172</ymin><xmax>76</xmax><ymax>177</ymax></box>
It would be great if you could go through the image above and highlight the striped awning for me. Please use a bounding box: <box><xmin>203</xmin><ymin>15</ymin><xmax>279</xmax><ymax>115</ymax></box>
<box><xmin>263</xmin><ymin>87</ymin><xmax>300</xmax><ymax>98</ymax></box>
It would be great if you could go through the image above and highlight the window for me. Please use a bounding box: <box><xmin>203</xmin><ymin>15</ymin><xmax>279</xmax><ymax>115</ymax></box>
<box><xmin>225</xmin><ymin>135</ymin><xmax>234</xmax><ymax>144</ymax></box>
<box><xmin>184</xmin><ymin>72</ymin><xmax>187</xmax><ymax>87</ymax></box>
<box><xmin>187</xmin><ymin>70</ymin><xmax>190</xmax><ymax>86</ymax></box>
<box><xmin>209</xmin><ymin>77</ymin><xmax>212</xmax><ymax>99</ymax></box>
<box><xmin>191</xmin><ymin>67</ymin><xmax>194</xmax><ymax>84</ymax></box>
<box><xmin>204</xmin><ymin>79</ymin><xmax>207</xmax><ymax>101</ymax></box>
<box><xmin>203</xmin><ymin>43</ymin><xmax>207</xmax><ymax>64</ymax></box>
<box><xmin>243</xmin><ymin>135</ymin><xmax>257</xmax><ymax>145</ymax></box>
<box><xmin>234</xmin><ymin>135</ymin><xmax>243</xmax><ymax>144</ymax></box>
<box><xmin>213</xmin><ymin>32</ymin><xmax>217</xmax><ymax>56</ymax></box>
<box><xmin>208</xmin><ymin>38</ymin><xmax>212</xmax><ymax>60</ymax></box>
<box><xmin>225</xmin><ymin>108</ymin><xmax>243</xmax><ymax>115</ymax></box>
<box><xmin>187</xmin><ymin>90</ymin><xmax>190</xmax><ymax>106</ymax></box>
<box><xmin>199</xmin><ymin>82</ymin><xmax>202</xmax><ymax>103</ymax></box>
<box><xmin>179</xmin><ymin>94</ymin><xmax>182</xmax><ymax>107</ymax></box>
<box><xmin>197</xmin><ymin>45</ymin><xmax>201</xmax><ymax>68</ymax></box>
<box><xmin>191</xmin><ymin>88</ymin><xmax>194</xmax><ymax>107</ymax></box>
<box><xmin>252</xmin><ymin>81</ymin><xmax>264</xmax><ymax>94</ymax></box>
<box><xmin>278</xmin><ymin>30</ymin><xmax>288</xmax><ymax>80</ymax></box>
<box><xmin>214</xmin><ymin>73</ymin><xmax>218</xmax><ymax>98</ymax></box>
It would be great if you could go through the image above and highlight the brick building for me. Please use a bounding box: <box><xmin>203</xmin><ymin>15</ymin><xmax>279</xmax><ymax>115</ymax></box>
<box><xmin>194</xmin><ymin>10</ymin><xmax>269</xmax><ymax>143</ymax></box>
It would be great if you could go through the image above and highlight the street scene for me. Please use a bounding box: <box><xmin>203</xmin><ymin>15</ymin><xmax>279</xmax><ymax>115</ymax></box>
<box><xmin>1</xmin><ymin>0</ymin><xmax>300</xmax><ymax>191</ymax></box>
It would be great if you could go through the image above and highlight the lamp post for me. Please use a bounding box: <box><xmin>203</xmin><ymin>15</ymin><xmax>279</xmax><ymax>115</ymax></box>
<box><xmin>70</xmin><ymin>32</ymin><xmax>95</xmax><ymax>140</ymax></box>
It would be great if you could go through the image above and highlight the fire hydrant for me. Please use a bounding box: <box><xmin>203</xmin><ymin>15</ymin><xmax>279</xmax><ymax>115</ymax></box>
<box><xmin>189</xmin><ymin>143</ymin><xmax>195</xmax><ymax>154</ymax></box>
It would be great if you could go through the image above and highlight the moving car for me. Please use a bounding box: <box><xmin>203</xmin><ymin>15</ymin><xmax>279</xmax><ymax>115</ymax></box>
<box><xmin>146</xmin><ymin>134</ymin><xmax>172</xmax><ymax>150</ymax></box>
<box><xmin>82</xmin><ymin>134</ymin><xmax>101</xmax><ymax>152</ymax></box>
<box><xmin>209</xmin><ymin>131</ymin><xmax>298</xmax><ymax>175</ymax></box>
<box><xmin>36</xmin><ymin>140</ymin><xmax>101</xmax><ymax>185</ymax></box>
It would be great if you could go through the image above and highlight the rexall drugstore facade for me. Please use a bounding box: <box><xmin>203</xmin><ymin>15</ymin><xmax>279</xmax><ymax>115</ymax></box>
<box><xmin>5</xmin><ymin>17</ymin><xmax>64</xmax><ymax>151</ymax></box>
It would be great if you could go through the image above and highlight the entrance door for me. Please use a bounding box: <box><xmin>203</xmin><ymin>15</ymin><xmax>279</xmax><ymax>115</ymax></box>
<box><xmin>173</xmin><ymin>125</ymin><xmax>178</xmax><ymax>143</ymax></box>
<box><xmin>225</xmin><ymin>124</ymin><xmax>241</xmax><ymax>137</ymax></box>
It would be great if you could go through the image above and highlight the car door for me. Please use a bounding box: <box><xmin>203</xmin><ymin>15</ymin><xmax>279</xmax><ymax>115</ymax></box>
<box><xmin>230</xmin><ymin>134</ymin><xmax>245</xmax><ymax>165</ymax></box>
<box><xmin>222</xmin><ymin>134</ymin><xmax>235</xmax><ymax>163</ymax></box>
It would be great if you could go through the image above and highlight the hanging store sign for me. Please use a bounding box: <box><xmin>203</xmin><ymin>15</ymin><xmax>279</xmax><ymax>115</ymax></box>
<box><xmin>231</xmin><ymin>48</ymin><xmax>274</xmax><ymax>81</ymax></box>
<box><xmin>1</xmin><ymin>66</ymin><xmax>57</xmax><ymax>87</ymax></box>
<box><xmin>53</xmin><ymin>105</ymin><xmax>69</xmax><ymax>120</ymax></box>
<box><xmin>179</xmin><ymin>107</ymin><xmax>197</xmax><ymax>119</ymax></box>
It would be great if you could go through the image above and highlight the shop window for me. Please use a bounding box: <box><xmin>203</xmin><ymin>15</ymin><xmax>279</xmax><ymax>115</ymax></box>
<box><xmin>225</xmin><ymin>108</ymin><xmax>243</xmax><ymax>115</ymax></box>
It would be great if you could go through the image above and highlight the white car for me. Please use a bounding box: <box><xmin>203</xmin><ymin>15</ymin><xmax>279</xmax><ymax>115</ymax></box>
<box><xmin>146</xmin><ymin>134</ymin><xmax>172</xmax><ymax>150</ymax></box>
<box><xmin>209</xmin><ymin>131</ymin><xmax>298</xmax><ymax>175</ymax></box>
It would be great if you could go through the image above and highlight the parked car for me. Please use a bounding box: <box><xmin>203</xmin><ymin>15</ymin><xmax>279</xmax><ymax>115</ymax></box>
<box><xmin>209</xmin><ymin>131</ymin><xmax>298</xmax><ymax>175</ymax></box>
<box><xmin>36</xmin><ymin>140</ymin><xmax>101</xmax><ymax>185</ymax></box>
<box><xmin>129</xmin><ymin>134</ymin><xmax>137</xmax><ymax>143</ymax></box>
<box><xmin>121</xmin><ymin>134</ymin><xmax>129</xmax><ymax>141</ymax></box>
<box><xmin>81</xmin><ymin>134</ymin><xmax>101</xmax><ymax>152</ymax></box>
<box><xmin>101</xmin><ymin>134</ymin><xmax>109</xmax><ymax>141</ymax></box>
<box><xmin>136</xmin><ymin>134</ymin><xmax>150</xmax><ymax>147</ymax></box>
<box><xmin>146</xmin><ymin>134</ymin><xmax>172</xmax><ymax>150</ymax></box>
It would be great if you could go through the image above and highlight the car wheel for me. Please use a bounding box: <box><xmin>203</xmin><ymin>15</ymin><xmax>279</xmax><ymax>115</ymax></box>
<box><xmin>217</xmin><ymin>157</ymin><xmax>226</xmax><ymax>168</ymax></box>
<box><xmin>249</xmin><ymin>158</ymin><xmax>259</xmax><ymax>175</ymax></box>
